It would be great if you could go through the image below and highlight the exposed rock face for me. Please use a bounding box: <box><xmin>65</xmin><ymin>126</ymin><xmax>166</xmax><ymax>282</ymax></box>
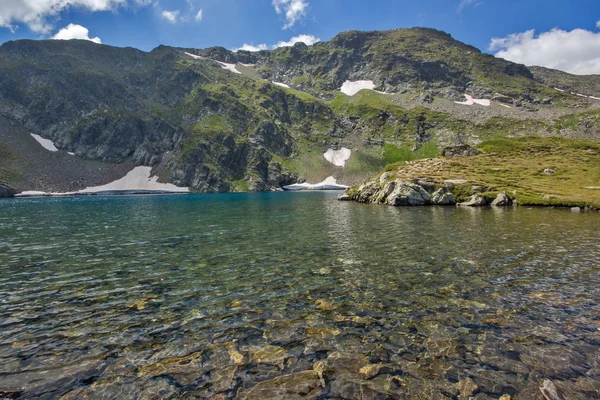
<box><xmin>431</xmin><ymin>188</ymin><xmax>456</xmax><ymax>205</ymax></box>
<box><xmin>387</xmin><ymin>182</ymin><xmax>431</xmax><ymax>206</ymax></box>
<box><xmin>346</xmin><ymin>178</ymin><xmax>447</xmax><ymax>206</ymax></box>
<box><xmin>443</xmin><ymin>145</ymin><xmax>481</xmax><ymax>158</ymax></box>
<box><xmin>0</xmin><ymin>183</ymin><xmax>16</xmax><ymax>198</ymax></box>
<box><xmin>344</xmin><ymin>177</ymin><xmax>517</xmax><ymax>208</ymax></box>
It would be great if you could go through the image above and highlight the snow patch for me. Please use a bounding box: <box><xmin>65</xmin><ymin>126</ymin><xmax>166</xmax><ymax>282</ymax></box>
<box><xmin>590</xmin><ymin>96</ymin><xmax>600</xmax><ymax>100</ymax></box>
<box><xmin>324</xmin><ymin>148</ymin><xmax>352</xmax><ymax>167</ymax></box>
<box><xmin>68</xmin><ymin>152</ymin><xmax>75</xmax><ymax>156</ymax></box>
<box><xmin>554</xmin><ymin>87</ymin><xmax>565</xmax><ymax>92</ymax></box>
<box><xmin>575</xmin><ymin>93</ymin><xmax>588</xmax><ymax>98</ymax></box>
<box><xmin>215</xmin><ymin>61</ymin><xmax>241</xmax><ymax>74</ymax></box>
<box><xmin>78</xmin><ymin>166</ymin><xmax>189</xmax><ymax>193</ymax></box>
<box><xmin>240</xmin><ymin>63</ymin><xmax>256</xmax><ymax>67</ymax></box>
<box><xmin>184</xmin><ymin>52</ymin><xmax>242</xmax><ymax>74</ymax></box>
<box><xmin>272</xmin><ymin>82</ymin><xmax>290</xmax><ymax>88</ymax></box>
<box><xmin>15</xmin><ymin>191</ymin><xmax>47</xmax><ymax>197</ymax></box>
<box><xmin>16</xmin><ymin>167</ymin><xmax>189</xmax><ymax>197</ymax></box>
<box><xmin>184</xmin><ymin>52</ymin><xmax>204</xmax><ymax>60</ymax></box>
<box><xmin>283</xmin><ymin>176</ymin><xmax>348</xmax><ymax>191</ymax></box>
<box><xmin>455</xmin><ymin>94</ymin><xmax>491</xmax><ymax>107</ymax></box>
<box><xmin>30</xmin><ymin>133</ymin><xmax>58</xmax><ymax>152</ymax></box>
<box><xmin>500</xmin><ymin>104</ymin><xmax>512</xmax><ymax>108</ymax></box>
<box><xmin>340</xmin><ymin>80</ymin><xmax>375</xmax><ymax>96</ymax></box>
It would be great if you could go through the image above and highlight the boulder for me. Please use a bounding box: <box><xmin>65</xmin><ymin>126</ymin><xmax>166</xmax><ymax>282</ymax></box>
<box><xmin>491</xmin><ymin>192</ymin><xmax>512</xmax><ymax>206</ymax></box>
<box><xmin>337</xmin><ymin>193</ymin><xmax>354</xmax><ymax>201</ymax></box>
<box><xmin>431</xmin><ymin>188</ymin><xmax>456</xmax><ymax>205</ymax></box>
<box><xmin>458</xmin><ymin>194</ymin><xmax>487</xmax><ymax>207</ymax></box>
<box><xmin>544</xmin><ymin>168</ymin><xmax>555</xmax><ymax>175</ymax></box>
<box><xmin>0</xmin><ymin>183</ymin><xmax>16</xmax><ymax>198</ymax></box>
<box><xmin>443</xmin><ymin>145</ymin><xmax>480</xmax><ymax>158</ymax></box>
<box><xmin>387</xmin><ymin>181</ymin><xmax>431</xmax><ymax>206</ymax></box>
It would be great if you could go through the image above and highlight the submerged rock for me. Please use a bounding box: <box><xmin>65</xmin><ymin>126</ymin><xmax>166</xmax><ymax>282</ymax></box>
<box><xmin>237</xmin><ymin>370</ymin><xmax>322</xmax><ymax>400</ymax></box>
<box><xmin>457</xmin><ymin>377</ymin><xmax>479</xmax><ymax>399</ymax></box>
<box><xmin>539</xmin><ymin>379</ymin><xmax>566</xmax><ymax>400</ymax></box>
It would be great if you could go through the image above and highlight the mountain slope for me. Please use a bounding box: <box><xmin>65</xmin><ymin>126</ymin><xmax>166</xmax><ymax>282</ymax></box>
<box><xmin>0</xmin><ymin>28</ymin><xmax>599</xmax><ymax>194</ymax></box>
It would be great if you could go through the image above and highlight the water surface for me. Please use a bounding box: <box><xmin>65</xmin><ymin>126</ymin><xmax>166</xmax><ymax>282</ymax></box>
<box><xmin>1</xmin><ymin>193</ymin><xmax>599</xmax><ymax>399</ymax></box>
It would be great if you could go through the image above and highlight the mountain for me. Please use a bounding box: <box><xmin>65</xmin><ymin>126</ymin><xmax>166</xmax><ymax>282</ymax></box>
<box><xmin>0</xmin><ymin>27</ymin><xmax>599</xmax><ymax>194</ymax></box>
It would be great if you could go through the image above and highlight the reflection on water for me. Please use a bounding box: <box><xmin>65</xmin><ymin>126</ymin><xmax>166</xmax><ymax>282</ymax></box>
<box><xmin>1</xmin><ymin>193</ymin><xmax>600</xmax><ymax>399</ymax></box>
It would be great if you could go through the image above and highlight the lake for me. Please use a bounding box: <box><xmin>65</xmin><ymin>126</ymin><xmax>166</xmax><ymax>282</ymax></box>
<box><xmin>1</xmin><ymin>193</ymin><xmax>599</xmax><ymax>399</ymax></box>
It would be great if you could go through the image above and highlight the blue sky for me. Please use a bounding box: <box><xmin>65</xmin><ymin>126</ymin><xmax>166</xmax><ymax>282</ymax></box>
<box><xmin>1</xmin><ymin>1</ymin><xmax>599</xmax><ymax>74</ymax></box>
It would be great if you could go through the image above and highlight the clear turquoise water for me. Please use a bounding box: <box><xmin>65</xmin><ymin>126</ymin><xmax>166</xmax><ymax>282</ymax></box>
<box><xmin>0</xmin><ymin>193</ymin><xmax>599</xmax><ymax>399</ymax></box>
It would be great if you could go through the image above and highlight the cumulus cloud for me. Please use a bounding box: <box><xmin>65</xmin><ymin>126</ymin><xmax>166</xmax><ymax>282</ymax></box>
<box><xmin>237</xmin><ymin>43</ymin><xmax>269</xmax><ymax>52</ymax></box>
<box><xmin>597</xmin><ymin>20</ymin><xmax>600</xmax><ymax>29</ymax></box>
<box><xmin>195</xmin><ymin>9</ymin><xmax>203</xmax><ymax>22</ymax></box>
<box><xmin>52</xmin><ymin>23</ymin><xmax>101</xmax><ymax>43</ymax></box>
<box><xmin>161</xmin><ymin>9</ymin><xmax>180</xmax><ymax>23</ymax></box>
<box><xmin>0</xmin><ymin>0</ymin><xmax>132</xmax><ymax>34</ymax></box>
<box><xmin>490</xmin><ymin>27</ymin><xmax>600</xmax><ymax>75</ymax></box>
<box><xmin>235</xmin><ymin>34</ymin><xmax>320</xmax><ymax>52</ymax></box>
<box><xmin>274</xmin><ymin>34</ymin><xmax>319</xmax><ymax>48</ymax></box>
<box><xmin>272</xmin><ymin>0</ymin><xmax>309</xmax><ymax>29</ymax></box>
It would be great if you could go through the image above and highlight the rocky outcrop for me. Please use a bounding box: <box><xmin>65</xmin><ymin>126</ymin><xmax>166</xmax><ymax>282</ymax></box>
<box><xmin>443</xmin><ymin>145</ymin><xmax>481</xmax><ymax>158</ymax></box>
<box><xmin>491</xmin><ymin>192</ymin><xmax>513</xmax><ymax>206</ymax></box>
<box><xmin>345</xmin><ymin>178</ymin><xmax>454</xmax><ymax>206</ymax></box>
<box><xmin>458</xmin><ymin>194</ymin><xmax>487</xmax><ymax>207</ymax></box>
<box><xmin>342</xmin><ymin>177</ymin><xmax>516</xmax><ymax>208</ymax></box>
<box><xmin>431</xmin><ymin>188</ymin><xmax>456</xmax><ymax>205</ymax></box>
<box><xmin>0</xmin><ymin>182</ymin><xmax>16</xmax><ymax>198</ymax></box>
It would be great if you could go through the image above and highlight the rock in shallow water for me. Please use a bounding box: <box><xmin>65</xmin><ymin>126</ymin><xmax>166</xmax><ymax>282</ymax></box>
<box><xmin>387</xmin><ymin>181</ymin><xmax>431</xmax><ymax>206</ymax></box>
<box><xmin>491</xmin><ymin>192</ymin><xmax>513</xmax><ymax>206</ymax></box>
<box><xmin>458</xmin><ymin>194</ymin><xmax>487</xmax><ymax>207</ymax></box>
<box><xmin>432</xmin><ymin>188</ymin><xmax>456</xmax><ymax>205</ymax></box>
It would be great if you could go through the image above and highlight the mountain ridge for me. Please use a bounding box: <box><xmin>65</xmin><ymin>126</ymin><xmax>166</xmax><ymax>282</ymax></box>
<box><xmin>0</xmin><ymin>27</ymin><xmax>599</xmax><ymax>194</ymax></box>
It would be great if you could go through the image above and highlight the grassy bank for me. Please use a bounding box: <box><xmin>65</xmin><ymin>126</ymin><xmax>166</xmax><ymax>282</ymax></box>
<box><xmin>378</xmin><ymin>136</ymin><xmax>600</xmax><ymax>208</ymax></box>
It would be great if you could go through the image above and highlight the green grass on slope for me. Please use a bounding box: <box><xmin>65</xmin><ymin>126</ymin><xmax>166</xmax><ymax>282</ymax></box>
<box><xmin>383</xmin><ymin>141</ymin><xmax>440</xmax><ymax>164</ymax></box>
<box><xmin>379</xmin><ymin>137</ymin><xmax>600</xmax><ymax>208</ymax></box>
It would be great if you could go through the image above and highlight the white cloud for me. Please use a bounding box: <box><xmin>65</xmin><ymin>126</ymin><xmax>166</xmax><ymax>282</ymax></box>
<box><xmin>0</xmin><ymin>0</ymin><xmax>132</xmax><ymax>34</ymax></box>
<box><xmin>235</xmin><ymin>34</ymin><xmax>320</xmax><ymax>52</ymax></box>
<box><xmin>237</xmin><ymin>43</ymin><xmax>269</xmax><ymax>52</ymax></box>
<box><xmin>272</xmin><ymin>0</ymin><xmax>309</xmax><ymax>29</ymax></box>
<box><xmin>195</xmin><ymin>9</ymin><xmax>203</xmax><ymax>22</ymax></box>
<box><xmin>274</xmin><ymin>34</ymin><xmax>319</xmax><ymax>48</ymax></box>
<box><xmin>52</xmin><ymin>23</ymin><xmax>101</xmax><ymax>43</ymax></box>
<box><xmin>161</xmin><ymin>9</ymin><xmax>180</xmax><ymax>23</ymax></box>
<box><xmin>490</xmin><ymin>27</ymin><xmax>600</xmax><ymax>75</ymax></box>
<box><xmin>597</xmin><ymin>20</ymin><xmax>600</xmax><ymax>29</ymax></box>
